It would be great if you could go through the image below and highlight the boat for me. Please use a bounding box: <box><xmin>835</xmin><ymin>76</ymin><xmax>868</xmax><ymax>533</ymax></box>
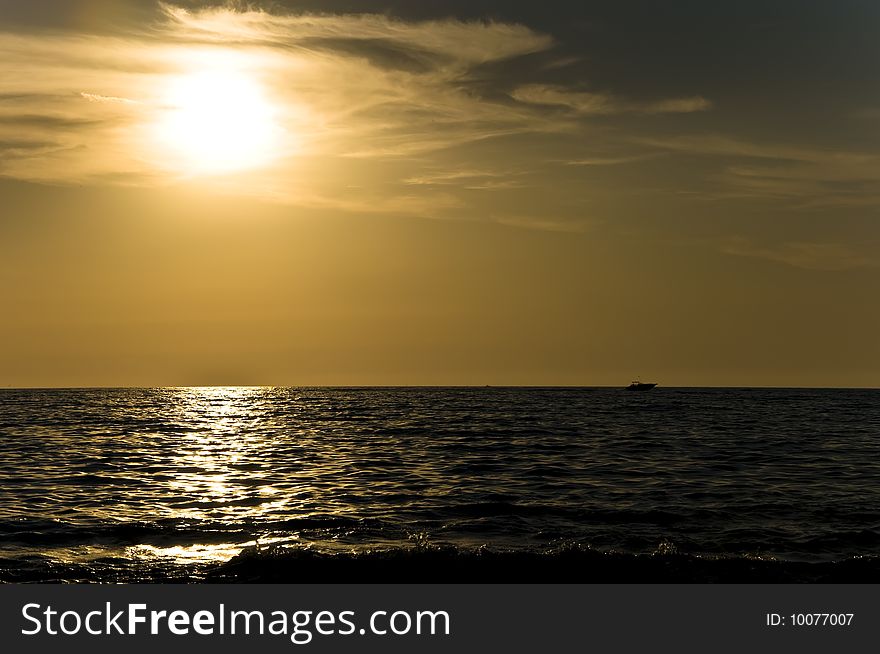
<box><xmin>626</xmin><ymin>380</ymin><xmax>657</xmax><ymax>391</ymax></box>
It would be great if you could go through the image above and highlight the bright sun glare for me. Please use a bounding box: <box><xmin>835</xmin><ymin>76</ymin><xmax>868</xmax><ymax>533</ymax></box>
<box><xmin>157</xmin><ymin>69</ymin><xmax>280</xmax><ymax>174</ymax></box>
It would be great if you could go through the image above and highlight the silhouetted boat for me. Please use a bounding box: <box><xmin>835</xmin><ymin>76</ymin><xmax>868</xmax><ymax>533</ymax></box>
<box><xmin>626</xmin><ymin>380</ymin><xmax>657</xmax><ymax>391</ymax></box>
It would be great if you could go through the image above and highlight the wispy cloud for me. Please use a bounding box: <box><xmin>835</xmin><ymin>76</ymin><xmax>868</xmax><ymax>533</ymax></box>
<box><xmin>636</xmin><ymin>134</ymin><xmax>860</xmax><ymax>162</ymax></box>
<box><xmin>403</xmin><ymin>169</ymin><xmax>526</xmax><ymax>190</ymax></box>
<box><xmin>159</xmin><ymin>3</ymin><xmax>554</xmax><ymax>67</ymax></box>
<box><xmin>511</xmin><ymin>84</ymin><xmax>712</xmax><ymax>115</ymax></box>
<box><xmin>722</xmin><ymin>237</ymin><xmax>879</xmax><ymax>271</ymax></box>
<box><xmin>80</xmin><ymin>92</ymin><xmax>137</xmax><ymax>104</ymax></box>
<box><xmin>0</xmin><ymin>4</ymin><xmax>560</xmax><ymax>193</ymax></box>
<box><xmin>640</xmin><ymin>134</ymin><xmax>880</xmax><ymax>208</ymax></box>
<box><xmin>492</xmin><ymin>214</ymin><xmax>594</xmax><ymax>233</ymax></box>
<box><xmin>0</xmin><ymin>2</ymin><xmax>717</xmax><ymax>227</ymax></box>
<box><xmin>559</xmin><ymin>153</ymin><xmax>660</xmax><ymax>166</ymax></box>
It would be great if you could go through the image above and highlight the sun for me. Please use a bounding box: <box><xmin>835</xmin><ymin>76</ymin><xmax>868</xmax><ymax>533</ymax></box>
<box><xmin>157</xmin><ymin>69</ymin><xmax>280</xmax><ymax>175</ymax></box>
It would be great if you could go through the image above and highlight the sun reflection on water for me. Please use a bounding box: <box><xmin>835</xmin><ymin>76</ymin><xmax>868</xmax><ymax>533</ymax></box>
<box><xmin>143</xmin><ymin>387</ymin><xmax>306</xmax><ymax>563</ymax></box>
<box><xmin>166</xmin><ymin>387</ymin><xmax>277</xmax><ymax>517</ymax></box>
<box><xmin>131</xmin><ymin>534</ymin><xmax>293</xmax><ymax>565</ymax></box>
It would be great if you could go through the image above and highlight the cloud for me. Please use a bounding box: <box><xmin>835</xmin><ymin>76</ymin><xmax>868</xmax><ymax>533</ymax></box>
<box><xmin>646</xmin><ymin>97</ymin><xmax>712</xmax><ymax>113</ymax></box>
<box><xmin>403</xmin><ymin>169</ymin><xmax>526</xmax><ymax>190</ymax></box>
<box><xmin>80</xmin><ymin>92</ymin><xmax>137</xmax><ymax>104</ymax></box>
<box><xmin>0</xmin><ymin>138</ymin><xmax>61</xmax><ymax>160</ymax></box>
<box><xmin>560</xmin><ymin>153</ymin><xmax>659</xmax><ymax>166</ymax></box>
<box><xmin>159</xmin><ymin>3</ymin><xmax>554</xmax><ymax>68</ymax></box>
<box><xmin>639</xmin><ymin>134</ymin><xmax>880</xmax><ymax>208</ymax></box>
<box><xmin>0</xmin><ymin>3</ymin><xmax>562</xmax><ymax>195</ymax></box>
<box><xmin>511</xmin><ymin>84</ymin><xmax>712</xmax><ymax>115</ymax></box>
<box><xmin>492</xmin><ymin>214</ymin><xmax>593</xmax><ymax>233</ymax></box>
<box><xmin>636</xmin><ymin>134</ymin><xmax>848</xmax><ymax>162</ymax></box>
<box><xmin>0</xmin><ymin>2</ymin><xmax>715</xmax><ymax>226</ymax></box>
<box><xmin>722</xmin><ymin>237</ymin><xmax>879</xmax><ymax>271</ymax></box>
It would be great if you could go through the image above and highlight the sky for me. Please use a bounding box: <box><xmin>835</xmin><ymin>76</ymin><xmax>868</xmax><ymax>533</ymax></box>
<box><xmin>1</xmin><ymin>0</ymin><xmax>878</xmax><ymax>387</ymax></box>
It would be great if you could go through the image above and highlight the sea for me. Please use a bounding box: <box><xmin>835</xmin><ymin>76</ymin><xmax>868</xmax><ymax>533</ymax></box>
<box><xmin>1</xmin><ymin>386</ymin><xmax>879</xmax><ymax>582</ymax></box>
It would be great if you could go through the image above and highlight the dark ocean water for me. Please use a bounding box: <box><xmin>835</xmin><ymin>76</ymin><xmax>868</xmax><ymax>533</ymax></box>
<box><xmin>1</xmin><ymin>386</ymin><xmax>879</xmax><ymax>582</ymax></box>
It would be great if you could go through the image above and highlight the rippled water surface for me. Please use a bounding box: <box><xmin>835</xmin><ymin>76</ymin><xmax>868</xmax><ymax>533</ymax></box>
<box><xmin>1</xmin><ymin>387</ymin><xmax>879</xmax><ymax>579</ymax></box>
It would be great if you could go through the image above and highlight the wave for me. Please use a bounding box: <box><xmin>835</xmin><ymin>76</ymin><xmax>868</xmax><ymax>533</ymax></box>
<box><xmin>5</xmin><ymin>515</ymin><xmax>880</xmax><ymax>565</ymax></box>
<box><xmin>204</xmin><ymin>545</ymin><xmax>880</xmax><ymax>583</ymax></box>
<box><xmin>4</xmin><ymin>544</ymin><xmax>880</xmax><ymax>583</ymax></box>
<box><xmin>0</xmin><ymin>516</ymin><xmax>369</xmax><ymax>547</ymax></box>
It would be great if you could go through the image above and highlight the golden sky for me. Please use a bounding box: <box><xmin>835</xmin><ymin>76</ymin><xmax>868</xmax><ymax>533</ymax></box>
<box><xmin>1</xmin><ymin>1</ymin><xmax>878</xmax><ymax>387</ymax></box>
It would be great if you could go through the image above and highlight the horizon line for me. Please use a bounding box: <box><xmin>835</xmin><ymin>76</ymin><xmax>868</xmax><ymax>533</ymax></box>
<box><xmin>1</xmin><ymin>384</ymin><xmax>878</xmax><ymax>391</ymax></box>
